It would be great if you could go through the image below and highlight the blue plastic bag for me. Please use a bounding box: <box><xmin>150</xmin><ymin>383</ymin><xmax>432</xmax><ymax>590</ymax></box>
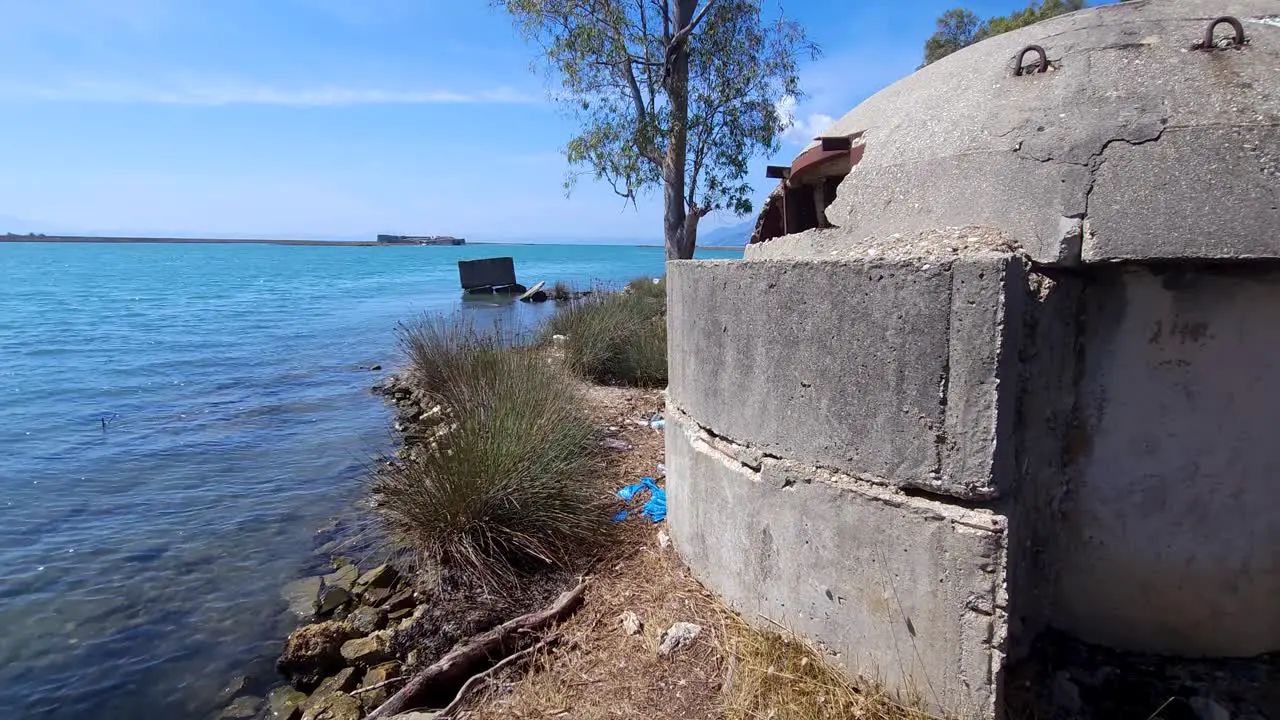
<box><xmin>612</xmin><ymin>477</ymin><xmax>667</xmax><ymax>523</ymax></box>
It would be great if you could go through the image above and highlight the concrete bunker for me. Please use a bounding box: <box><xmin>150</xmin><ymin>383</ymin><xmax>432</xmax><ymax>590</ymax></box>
<box><xmin>666</xmin><ymin>1</ymin><xmax>1280</xmax><ymax>717</ymax></box>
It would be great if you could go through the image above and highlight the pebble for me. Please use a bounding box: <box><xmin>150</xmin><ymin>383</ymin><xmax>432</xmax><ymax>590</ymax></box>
<box><xmin>620</xmin><ymin>611</ymin><xmax>643</xmax><ymax>636</ymax></box>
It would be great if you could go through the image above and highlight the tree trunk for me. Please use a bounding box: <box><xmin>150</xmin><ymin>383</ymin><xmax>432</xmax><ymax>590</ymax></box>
<box><xmin>683</xmin><ymin>212</ymin><xmax>700</xmax><ymax>258</ymax></box>
<box><xmin>663</xmin><ymin>0</ymin><xmax>697</xmax><ymax>261</ymax></box>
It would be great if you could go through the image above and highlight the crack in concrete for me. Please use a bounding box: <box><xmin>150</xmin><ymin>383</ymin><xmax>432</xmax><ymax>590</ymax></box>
<box><xmin>670</xmin><ymin>404</ymin><xmax>1006</xmax><ymax>529</ymax></box>
<box><xmin>1080</xmin><ymin>124</ymin><xmax>1168</xmax><ymax>220</ymax></box>
<box><xmin>1012</xmin><ymin>121</ymin><xmax>1169</xmax><ymax>265</ymax></box>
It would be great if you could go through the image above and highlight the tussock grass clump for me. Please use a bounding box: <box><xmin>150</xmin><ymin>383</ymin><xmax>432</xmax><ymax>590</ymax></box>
<box><xmin>551</xmin><ymin>281</ymin><xmax>575</xmax><ymax>301</ymax></box>
<box><xmin>373</xmin><ymin>318</ymin><xmax>610</xmax><ymax>587</ymax></box>
<box><xmin>626</xmin><ymin>275</ymin><xmax>666</xmax><ymax>300</ymax></box>
<box><xmin>724</xmin><ymin>616</ymin><xmax>939</xmax><ymax>720</ymax></box>
<box><xmin>544</xmin><ymin>285</ymin><xmax>667</xmax><ymax>387</ymax></box>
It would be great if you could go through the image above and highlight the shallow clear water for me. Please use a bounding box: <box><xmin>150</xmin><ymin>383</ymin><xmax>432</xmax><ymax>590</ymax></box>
<box><xmin>0</xmin><ymin>241</ymin><xmax>739</xmax><ymax>719</ymax></box>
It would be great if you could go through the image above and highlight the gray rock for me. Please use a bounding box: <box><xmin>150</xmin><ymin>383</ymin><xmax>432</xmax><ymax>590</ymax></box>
<box><xmin>358</xmin><ymin>661</ymin><xmax>402</xmax><ymax>712</ymax></box>
<box><xmin>1189</xmin><ymin>697</ymin><xmax>1232</xmax><ymax>720</ymax></box>
<box><xmin>299</xmin><ymin>692</ymin><xmax>361</xmax><ymax>720</ymax></box>
<box><xmin>316</xmin><ymin>586</ymin><xmax>350</xmax><ymax>616</ymax></box>
<box><xmin>310</xmin><ymin>667</ymin><xmax>360</xmax><ymax>697</ymax></box>
<box><xmin>354</xmin><ymin>564</ymin><xmax>398</xmax><ymax>592</ymax></box>
<box><xmin>276</xmin><ymin>621</ymin><xmax>358</xmax><ymax>690</ymax></box>
<box><xmin>382</xmin><ymin>588</ymin><xmax>416</xmax><ymax>614</ymax></box>
<box><xmin>361</xmin><ymin>585</ymin><xmax>393</xmax><ymax>607</ymax></box>
<box><xmin>282</xmin><ymin>577</ymin><xmax>323</xmax><ymax>618</ymax></box>
<box><xmin>215</xmin><ymin>675</ymin><xmax>249</xmax><ymax>703</ymax></box>
<box><xmin>347</xmin><ymin>605</ymin><xmax>386</xmax><ymax>635</ymax></box>
<box><xmin>324</xmin><ymin>564</ymin><xmax>360</xmax><ymax>592</ymax></box>
<box><xmin>1050</xmin><ymin>671</ymin><xmax>1082</xmax><ymax>718</ymax></box>
<box><xmin>340</xmin><ymin>631</ymin><xmax>391</xmax><ymax>667</ymax></box>
<box><xmin>658</xmin><ymin>622</ymin><xmax>702</xmax><ymax>656</ymax></box>
<box><xmin>218</xmin><ymin>695</ymin><xmax>261</xmax><ymax>719</ymax></box>
<box><xmin>385</xmin><ymin>713</ymin><xmax>441</xmax><ymax>720</ymax></box>
<box><xmin>266</xmin><ymin>686</ymin><xmax>308</xmax><ymax>720</ymax></box>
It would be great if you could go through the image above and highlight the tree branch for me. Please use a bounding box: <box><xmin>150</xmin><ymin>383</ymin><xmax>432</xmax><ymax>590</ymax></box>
<box><xmin>669</xmin><ymin>0</ymin><xmax>716</xmax><ymax>48</ymax></box>
<box><xmin>365</xmin><ymin>580</ymin><xmax>589</xmax><ymax>720</ymax></box>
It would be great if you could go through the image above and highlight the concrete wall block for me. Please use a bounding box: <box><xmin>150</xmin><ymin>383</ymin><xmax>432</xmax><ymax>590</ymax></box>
<box><xmin>666</xmin><ymin>410</ymin><xmax>1009</xmax><ymax>718</ymax></box>
<box><xmin>1084</xmin><ymin>125</ymin><xmax>1280</xmax><ymax>262</ymax></box>
<box><xmin>667</xmin><ymin>258</ymin><xmax>950</xmax><ymax>491</ymax></box>
<box><xmin>668</xmin><ymin>256</ymin><xmax>1023</xmax><ymax>499</ymax></box>
<box><xmin>1053</xmin><ymin>267</ymin><xmax>1280</xmax><ymax>656</ymax></box>
<box><xmin>939</xmin><ymin>255</ymin><xmax>1026</xmax><ymax>499</ymax></box>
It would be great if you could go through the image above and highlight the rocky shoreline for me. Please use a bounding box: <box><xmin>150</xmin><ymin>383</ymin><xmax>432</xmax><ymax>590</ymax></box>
<box><xmin>212</xmin><ymin>370</ymin><xmax>566</xmax><ymax>720</ymax></box>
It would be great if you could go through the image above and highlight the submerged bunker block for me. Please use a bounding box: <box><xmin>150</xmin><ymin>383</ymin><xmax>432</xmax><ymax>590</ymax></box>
<box><xmin>458</xmin><ymin>257</ymin><xmax>525</xmax><ymax>294</ymax></box>
<box><xmin>666</xmin><ymin>1</ymin><xmax>1280</xmax><ymax>717</ymax></box>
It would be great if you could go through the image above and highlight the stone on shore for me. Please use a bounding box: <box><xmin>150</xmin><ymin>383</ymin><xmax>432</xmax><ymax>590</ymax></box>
<box><xmin>316</xmin><ymin>586</ymin><xmax>351</xmax><ymax>616</ymax></box>
<box><xmin>215</xmin><ymin>675</ymin><xmax>249</xmax><ymax>703</ymax></box>
<box><xmin>354</xmin><ymin>564</ymin><xmax>398</xmax><ymax>592</ymax></box>
<box><xmin>277</xmin><ymin>621</ymin><xmax>359</xmax><ymax>690</ymax></box>
<box><xmin>219</xmin><ymin>695</ymin><xmax>262</xmax><ymax>719</ymax></box>
<box><xmin>299</xmin><ymin>692</ymin><xmax>361</xmax><ymax>720</ymax></box>
<box><xmin>382</xmin><ymin>589</ymin><xmax>416</xmax><ymax>614</ymax></box>
<box><xmin>340</xmin><ymin>630</ymin><xmax>392</xmax><ymax>667</ymax></box>
<box><xmin>358</xmin><ymin>661</ymin><xmax>402</xmax><ymax>712</ymax></box>
<box><xmin>282</xmin><ymin>577</ymin><xmax>323</xmax><ymax>618</ymax></box>
<box><xmin>361</xmin><ymin>585</ymin><xmax>393</xmax><ymax>607</ymax></box>
<box><xmin>311</xmin><ymin>667</ymin><xmax>360</xmax><ymax>697</ymax></box>
<box><xmin>347</xmin><ymin>604</ymin><xmax>386</xmax><ymax>635</ymax></box>
<box><xmin>266</xmin><ymin>686</ymin><xmax>309</xmax><ymax>720</ymax></box>
<box><xmin>324</xmin><ymin>564</ymin><xmax>360</xmax><ymax>592</ymax></box>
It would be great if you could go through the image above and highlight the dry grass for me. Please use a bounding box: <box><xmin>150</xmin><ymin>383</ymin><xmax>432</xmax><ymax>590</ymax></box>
<box><xmin>722</xmin><ymin>616</ymin><xmax>940</xmax><ymax>720</ymax></box>
<box><xmin>455</xmin><ymin>384</ymin><xmax>939</xmax><ymax>720</ymax></box>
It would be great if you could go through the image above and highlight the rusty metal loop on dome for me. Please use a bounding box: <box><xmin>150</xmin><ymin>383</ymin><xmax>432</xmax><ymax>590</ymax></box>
<box><xmin>1203</xmin><ymin>16</ymin><xmax>1246</xmax><ymax>49</ymax></box>
<box><xmin>1014</xmin><ymin>45</ymin><xmax>1049</xmax><ymax>76</ymax></box>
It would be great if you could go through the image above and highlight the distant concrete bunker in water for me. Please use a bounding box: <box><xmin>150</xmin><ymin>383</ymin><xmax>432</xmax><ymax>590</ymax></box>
<box><xmin>666</xmin><ymin>0</ymin><xmax>1280</xmax><ymax>717</ymax></box>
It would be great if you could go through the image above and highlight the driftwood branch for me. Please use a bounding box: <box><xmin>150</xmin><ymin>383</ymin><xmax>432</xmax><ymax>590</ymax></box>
<box><xmin>350</xmin><ymin>676</ymin><xmax>404</xmax><ymax>696</ymax></box>
<box><xmin>366</xmin><ymin>580</ymin><xmax>590</xmax><ymax>720</ymax></box>
<box><xmin>437</xmin><ymin>634</ymin><xmax>560</xmax><ymax>719</ymax></box>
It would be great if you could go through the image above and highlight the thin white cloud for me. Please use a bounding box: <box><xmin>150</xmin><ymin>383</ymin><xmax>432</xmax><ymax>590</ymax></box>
<box><xmin>776</xmin><ymin>95</ymin><xmax>835</xmax><ymax>145</ymax></box>
<box><xmin>0</xmin><ymin>80</ymin><xmax>538</xmax><ymax>106</ymax></box>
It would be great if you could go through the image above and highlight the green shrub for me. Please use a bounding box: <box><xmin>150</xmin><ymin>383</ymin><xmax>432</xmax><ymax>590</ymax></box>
<box><xmin>544</xmin><ymin>287</ymin><xmax>667</xmax><ymax>387</ymax></box>
<box><xmin>374</xmin><ymin>318</ymin><xmax>610</xmax><ymax>587</ymax></box>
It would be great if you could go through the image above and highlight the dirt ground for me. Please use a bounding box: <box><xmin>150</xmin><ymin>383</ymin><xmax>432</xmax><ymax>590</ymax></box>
<box><xmin>456</xmin><ymin>385</ymin><xmax>727</xmax><ymax>720</ymax></box>
<box><xmin>436</xmin><ymin>384</ymin><xmax>933</xmax><ymax>720</ymax></box>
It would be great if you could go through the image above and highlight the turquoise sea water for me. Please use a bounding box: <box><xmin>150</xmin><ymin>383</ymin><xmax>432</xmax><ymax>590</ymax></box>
<box><xmin>0</xmin><ymin>241</ymin><xmax>740</xmax><ymax>719</ymax></box>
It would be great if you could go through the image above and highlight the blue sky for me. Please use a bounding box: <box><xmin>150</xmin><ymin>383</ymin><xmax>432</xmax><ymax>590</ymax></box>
<box><xmin>0</xmin><ymin>0</ymin><xmax>1058</xmax><ymax>242</ymax></box>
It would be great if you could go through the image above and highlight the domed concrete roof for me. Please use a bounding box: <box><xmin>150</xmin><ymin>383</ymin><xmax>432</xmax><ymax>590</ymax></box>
<box><xmin>750</xmin><ymin>0</ymin><xmax>1280</xmax><ymax>265</ymax></box>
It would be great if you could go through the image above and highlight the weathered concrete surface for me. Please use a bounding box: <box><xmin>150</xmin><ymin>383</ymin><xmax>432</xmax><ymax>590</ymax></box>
<box><xmin>457</xmin><ymin>257</ymin><xmax>516</xmax><ymax>290</ymax></box>
<box><xmin>748</xmin><ymin>0</ymin><xmax>1280</xmax><ymax>265</ymax></box>
<box><xmin>667</xmin><ymin>253</ymin><xmax>1024</xmax><ymax>500</ymax></box>
<box><xmin>1053</xmin><ymin>267</ymin><xmax>1280</xmax><ymax>656</ymax></box>
<box><xmin>1005</xmin><ymin>271</ymin><xmax>1084</xmax><ymax>663</ymax></box>
<box><xmin>666</xmin><ymin>408</ymin><xmax>1009</xmax><ymax>717</ymax></box>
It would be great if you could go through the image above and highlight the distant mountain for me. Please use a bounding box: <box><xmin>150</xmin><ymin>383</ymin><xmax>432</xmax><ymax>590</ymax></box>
<box><xmin>698</xmin><ymin>219</ymin><xmax>754</xmax><ymax>247</ymax></box>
